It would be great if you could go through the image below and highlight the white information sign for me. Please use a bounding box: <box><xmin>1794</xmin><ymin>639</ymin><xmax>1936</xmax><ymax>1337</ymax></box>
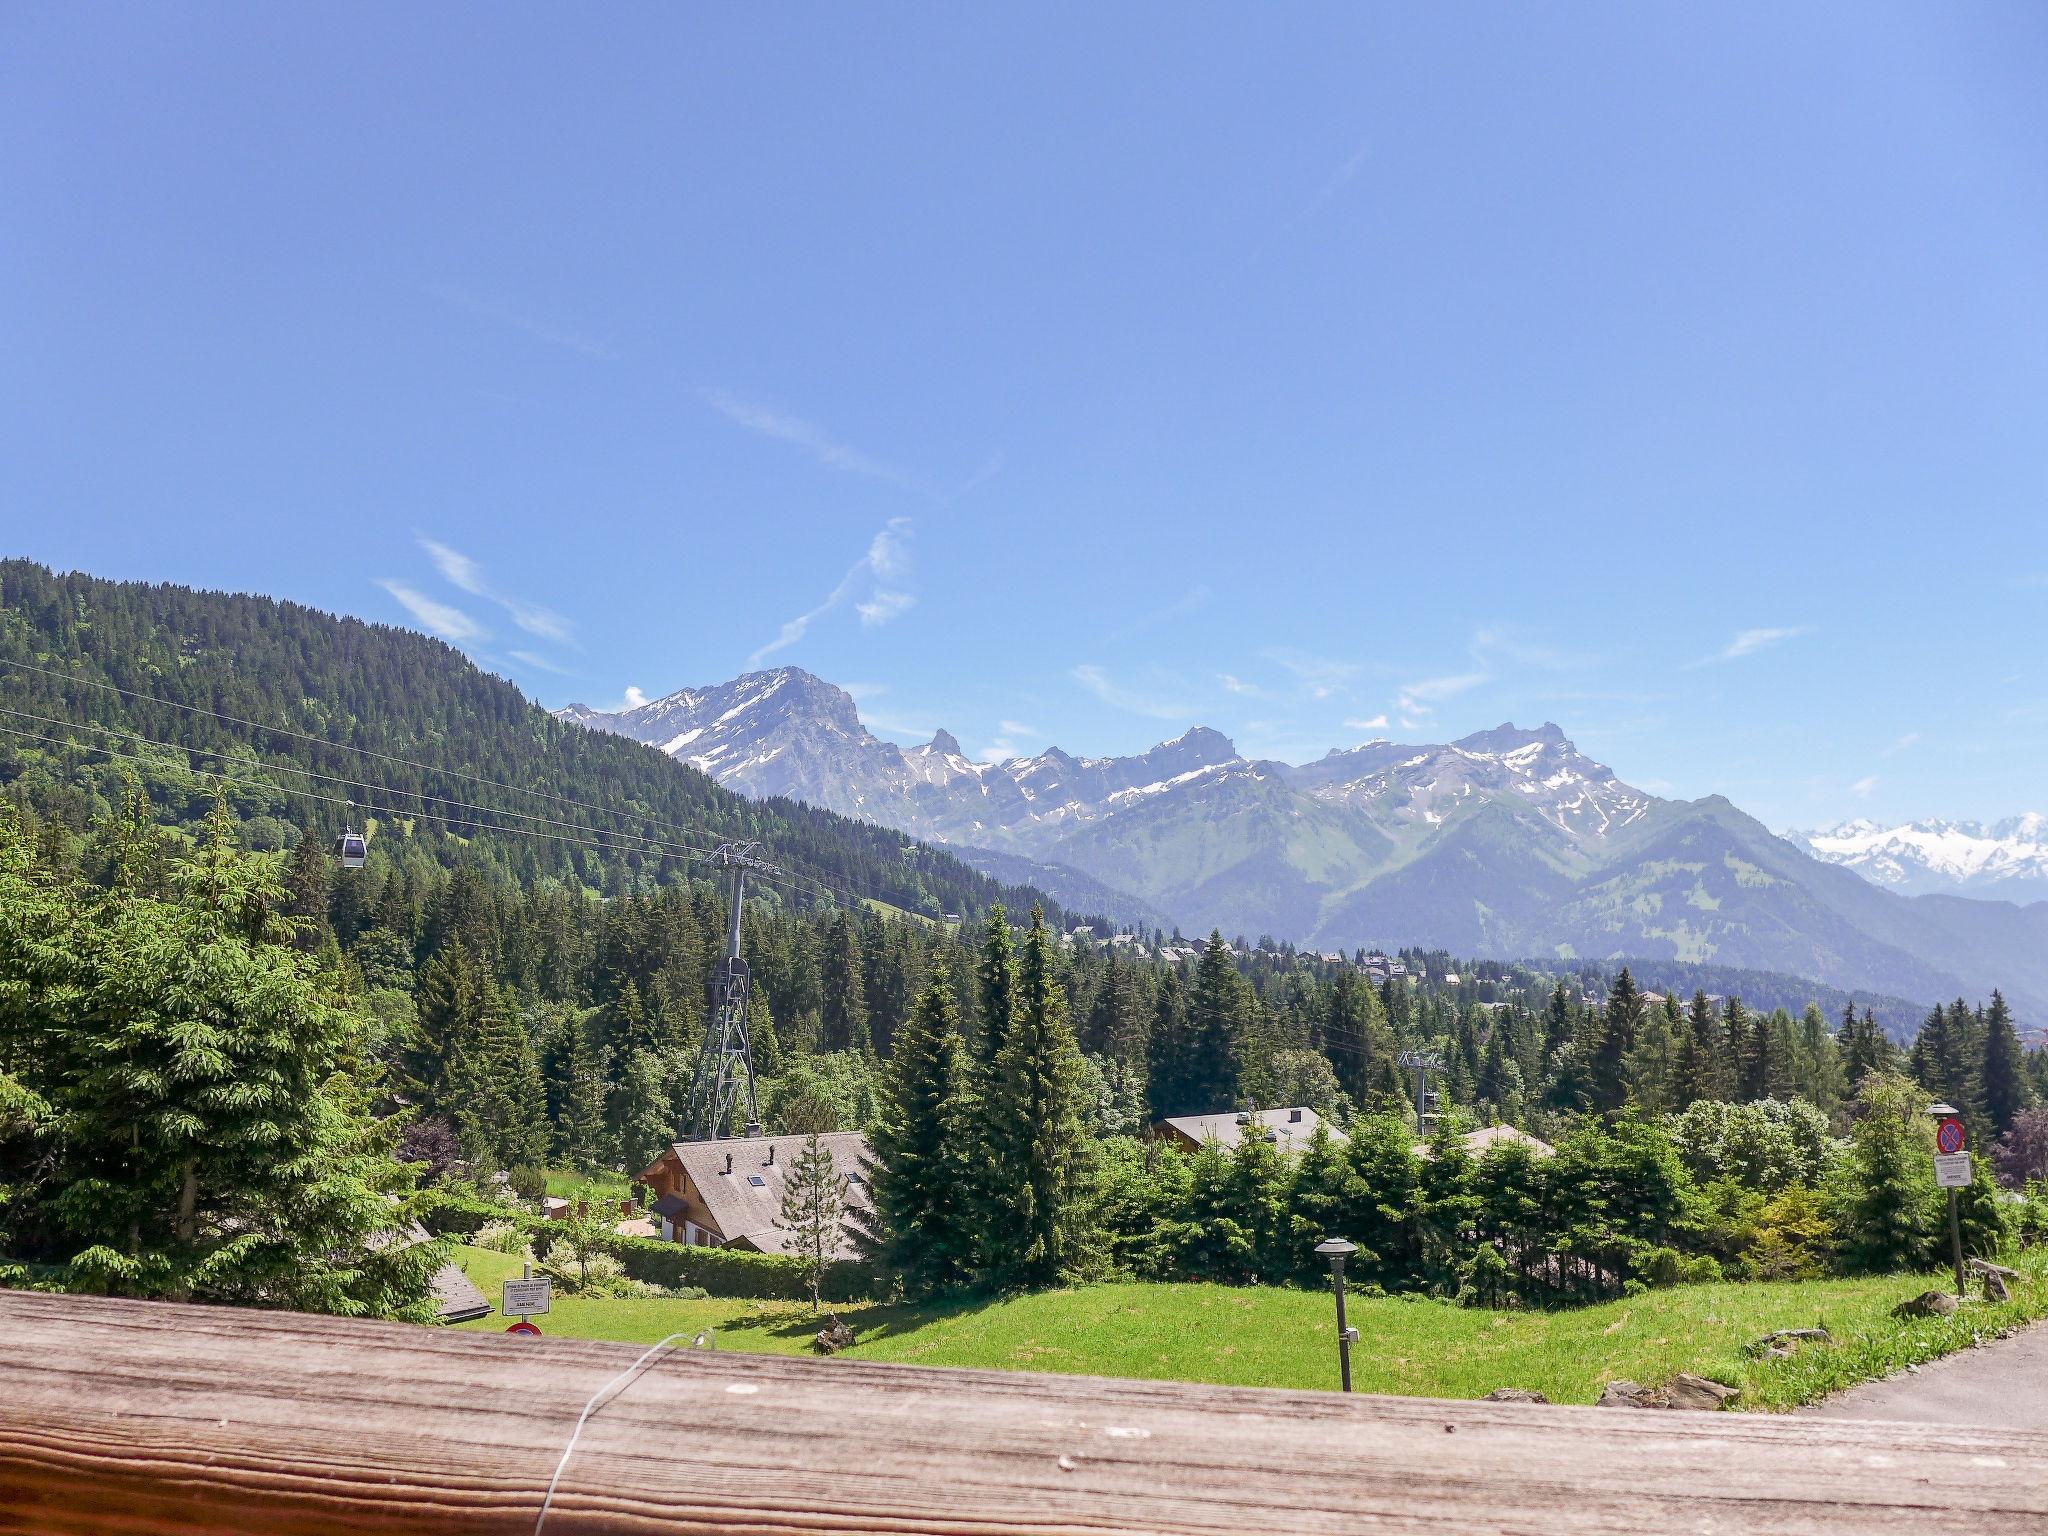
<box><xmin>1933</xmin><ymin>1152</ymin><xmax>1973</xmax><ymax>1189</ymax></box>
<box><xmin>502</xmin><ymin>1276</ymin><xmax>553</xmax><ymax>1317</ymax></box>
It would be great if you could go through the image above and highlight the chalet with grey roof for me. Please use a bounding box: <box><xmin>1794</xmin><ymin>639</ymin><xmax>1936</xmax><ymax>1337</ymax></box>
<box><xmin>1153</xmin><ymin>1107</ymin><xmax>1343</xmax><ymax>1155</ymax></box>
<box><xmin>638</xmin><ymin>1131</ymin><xmax>873</xmax><ymax>1259</ymax></box>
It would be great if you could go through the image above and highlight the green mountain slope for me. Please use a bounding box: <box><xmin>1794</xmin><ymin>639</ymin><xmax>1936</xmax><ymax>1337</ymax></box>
<box><xmin>0</xmin><ymin>560</ymin><xmax>1081</xmax><ymax>924</ymax></box>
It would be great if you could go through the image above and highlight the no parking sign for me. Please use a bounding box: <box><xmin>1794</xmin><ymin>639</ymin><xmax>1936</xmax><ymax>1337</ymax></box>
<box><xmin>1937</xmin><ymin>1117</ymin><xmax>1966</xmax><ymax>1155</ymax></box>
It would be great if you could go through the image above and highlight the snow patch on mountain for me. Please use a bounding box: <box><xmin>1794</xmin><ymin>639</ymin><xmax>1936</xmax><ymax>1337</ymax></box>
<box><xmin>1792</xmin><ymin>815</ymin><xmax>2048</xmax><ymax>896</ymax></box>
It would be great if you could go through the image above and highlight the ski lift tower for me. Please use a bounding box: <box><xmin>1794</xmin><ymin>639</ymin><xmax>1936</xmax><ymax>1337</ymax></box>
<box><xmin>681</xmin><ymin>842</ymin><xmax>780</xmax><ymax>1141</ymax></box>
<box><xmin>1397</xmin><ymin>1048</ymin><xmax>1444</xmax><ymax>1137</ymax></box>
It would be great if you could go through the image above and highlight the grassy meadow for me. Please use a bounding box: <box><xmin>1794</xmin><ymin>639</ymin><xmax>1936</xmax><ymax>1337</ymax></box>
<box><xmin>447</xmin><ymin>1241</ymin><xmax>2048</xmax><ymax>1410</ymax></box>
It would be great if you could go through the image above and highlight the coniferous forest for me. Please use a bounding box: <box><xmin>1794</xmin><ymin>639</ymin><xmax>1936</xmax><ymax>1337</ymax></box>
<box><xmin>3</xmin><ymin>560</ymin><xmax>2047</xmax><ymax>1317</ymax></box>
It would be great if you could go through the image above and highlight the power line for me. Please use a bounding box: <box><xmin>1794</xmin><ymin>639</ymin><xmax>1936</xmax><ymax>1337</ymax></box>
<box><xmin>0</xmin><ymin>656</ymin><xmax>739</xmax><ymax>857</ymax></box>
<box><xmin>0</xmin><ymin>722</ymin><xmax>709</xmax><ymax>869</ymax></box>
<box><xmin>0</xmin><ymin>717</ymin><xmax>890</xmax><ymax>913</ymax></box>
<box><xmin>0</xmin><ymin>703</ymin><xmax>724</xmax><ymax>867</ymax></box>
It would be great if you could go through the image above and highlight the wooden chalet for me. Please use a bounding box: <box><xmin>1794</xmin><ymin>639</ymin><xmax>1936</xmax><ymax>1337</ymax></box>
<box><xmin>637</xmin><ymin>1131</ymin><xmax>873</xmax><ymax>1259</ymax></box>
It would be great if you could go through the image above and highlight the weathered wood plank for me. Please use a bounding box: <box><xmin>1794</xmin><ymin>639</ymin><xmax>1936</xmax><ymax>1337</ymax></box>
<box><xmin>0</xmin><ymin>1289</ymin><xmax>2042</xmax><ymax>1535</ymax></box>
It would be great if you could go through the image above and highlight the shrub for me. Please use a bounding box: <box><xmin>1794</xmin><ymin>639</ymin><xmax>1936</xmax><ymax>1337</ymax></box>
<box><xmin>1747</xmin><ymin>1186</ymin><xmax>1835</xmax><ymax>1280</ymax></box>
<box><xmin>602</xmin><ymin>1234</ymin><xmax>880</xmax><ymax>1302</ymax></box>
<box><xmin>507</xmin><ymin>1164</ymin><xmax>549</xmax><ymax>1203</ymax></box>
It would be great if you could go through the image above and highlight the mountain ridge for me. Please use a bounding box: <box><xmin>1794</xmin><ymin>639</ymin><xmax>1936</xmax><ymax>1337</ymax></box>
<box><xmin>561</xmin><ymin>667</ymin><xmax>2047</xmax><ymax>1018</ymax></box>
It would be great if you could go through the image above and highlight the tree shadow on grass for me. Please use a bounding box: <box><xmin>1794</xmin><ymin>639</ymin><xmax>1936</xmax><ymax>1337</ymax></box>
<box><xmin>724</xmin><ymin>1291</ymin><xmax>1006</xmax><ymax>1352</ymax></box>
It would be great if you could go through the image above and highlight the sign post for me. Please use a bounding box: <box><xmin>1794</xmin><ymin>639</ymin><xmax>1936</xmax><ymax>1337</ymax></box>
<box><xmin>502</xmin><ymin>1274</ymin><xmax>553</xmax><ymax>1320</ymax></box>
<box><xmin>1933</xmin><ymin>1114</ymin><xmax>1969</xmax><ymax>1298</ymax></box>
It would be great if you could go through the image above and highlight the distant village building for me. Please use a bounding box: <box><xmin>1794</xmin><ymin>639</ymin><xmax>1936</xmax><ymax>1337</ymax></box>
<box><xmin>637</xmin><ymin>1132</ymin><xmax>873</xmax><ymax>1259</ymax></box>
<box><xmin>1415</xmin><ymin>1124</ymin><xmax>1556</xmax><ymax>1161</ymax></box>
<box><xmin>1153</xmin><ymin>1107</ymin><xmax>1344</xmax><ymax>1156</ymax></box>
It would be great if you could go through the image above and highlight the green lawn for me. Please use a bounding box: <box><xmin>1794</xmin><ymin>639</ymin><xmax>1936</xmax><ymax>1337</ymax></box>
<box><xmin>444</xmin><ymin>1243</ymin><xmax>2048</xmax><ymax>1411</ymax></box>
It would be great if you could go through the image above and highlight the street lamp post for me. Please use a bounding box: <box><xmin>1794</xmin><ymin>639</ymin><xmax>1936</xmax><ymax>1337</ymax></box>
<box><xmin>1314</xmin><ymin>1237</ymin><xmax>1360</xmax><ymax>1392</ymax></box>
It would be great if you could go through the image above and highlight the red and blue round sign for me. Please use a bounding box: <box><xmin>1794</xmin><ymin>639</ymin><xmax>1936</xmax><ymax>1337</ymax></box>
<box><xmin>1937</xmin><ymin>1117</ymin><xmax>1966</xmax><ymax>1155</ymax></box>
<box><xmin>505</xmin><ymin>1320</ymin><xmax>542</xmax><ymax>1336</ymax></box>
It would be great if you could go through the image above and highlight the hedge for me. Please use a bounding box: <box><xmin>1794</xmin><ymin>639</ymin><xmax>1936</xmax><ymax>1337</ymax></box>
<box><xmin>603</xmin><ymin>1235</ymin><xmax>880</xmax><ymax>1303</ymax></box>
<box><xmin>417</xmin><ymin>1191</ymin><xmax>882</xmax><ymax>1302</ymax></box>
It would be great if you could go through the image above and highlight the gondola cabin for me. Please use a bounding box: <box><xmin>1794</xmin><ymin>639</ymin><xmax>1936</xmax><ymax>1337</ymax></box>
<box><xmin>335</xmin><ymin>830</ymin><xmax>368</xmax><ymax>869</ymax></box>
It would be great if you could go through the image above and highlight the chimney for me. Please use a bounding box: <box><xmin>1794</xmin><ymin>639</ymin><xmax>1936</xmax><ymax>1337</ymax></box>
<box><xmin>724</xmin><ymin>1152</ymin><xmax>733</xmax><ymax>1175</ymax></box>
<box><xmin>767</xmin><ymin>1144</ymin><xmax>776</xmax><ymax>1165</ymax></box>
<box><xmin>1289</xmin><ymin>1108</ymin><xmax>1303</xmax><ymax>1124</ymax></box>
<box><xmin>576</xmin><ymin>1200</ymin><xmax>588</xmax><ymax>1220</ymax></box>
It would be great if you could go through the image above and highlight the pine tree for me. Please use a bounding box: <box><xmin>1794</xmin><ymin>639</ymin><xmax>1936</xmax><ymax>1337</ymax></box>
<box><xmin>976</xmin><ymin>903</ymin><xmax>1017</xmax><ymax>1070</ymax></box>
<box><xmin>858</xmin><ymin>964</ymin><xmax>972</xmax><ymax>1293</ymax></box>
<box><xmin>1722</xmin><ymin>996</ymin><xmax>1750</xmax><ymax>1096</ymax></box>
<box><xmin>282</xmin><ymin>824</ymin><xmax>332</xmax><ymax>953</ymax></box>
<box><xmin>1791</xmin><ymin>1003</ymin><xmax>1847</xmax><ymax>1120</ymax></box>
<box><xmin>0</xmin><ymin>799</ymin><xmax>439</xmax><ymax>1316</ymax></box>
<box><xmin>1185</xmin><ymin>932</ymin><xmax>1244</xmax><ymax>1113</ymax></box>
<box><xmin>1146</xmin><ymin>968</ymin><xmax>1191</xmax><ymax>1116</ymax></box>
<box><xmin>1671</xmin><ymin>990</ymin><xmax>1723</xmax><ymax>1105</ymax></box>
<box><xmin>445</xmin><ymin>981</ymin><xmax>548</xmax><ymax>1170</ymax></box>
<box><xmin>555</xmin><ymin>1014</ymin><xmax>610</xmax><ymax>1171</ymax></box>
<box><xmin>819</xmin><ymin>910</ymin><xmax>870</xmax><ymax>1054</ymax></box>
<box><xmin>1980</xmin><ymin>990</ymin><xmax>2032</xmax><ymax>1138</ymax></box>
<box><xmin>1589</xmin><ymin>967</ymin><xmax>1641</xmax><ymax>1112</ymax></box>
<box><xmin>779</xmin><ymin>1131</ymin><xmax>848</xmax><ymax>1313</ymax></box>
<box><xmin>981</xmin><ymin>908</ymin><xmax>1097</xmax><ymax>1289</ymax></box>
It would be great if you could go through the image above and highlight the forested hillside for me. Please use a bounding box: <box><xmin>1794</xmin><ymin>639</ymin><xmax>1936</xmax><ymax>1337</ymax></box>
<box><xmin>0</xmin><ymin>560</ymin><xmax>1081</xmax><ymax>926</ymax></box>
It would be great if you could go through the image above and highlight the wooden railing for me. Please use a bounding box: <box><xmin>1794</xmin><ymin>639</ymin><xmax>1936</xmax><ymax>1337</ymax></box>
<box><xmin>0</xmin><ymin>1289</ymin><xmax>2043</xmax><ymax>1534</ymax></box>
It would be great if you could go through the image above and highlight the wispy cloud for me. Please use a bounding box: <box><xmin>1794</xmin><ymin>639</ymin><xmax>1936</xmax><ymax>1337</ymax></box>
<box><xmin>1259</xmin><ymin>646</ymin><xmax>1363</xmax><ymax>701</ymax></box>
<box><xmin>1070</xmin><ymin>664</ymin><xmax>1192</xmax><ymax>721</ymax></box>
<box><xmin>1881</xmin><ymin>732</ymin><xmax>1921</xmax><ymax>758</ymax></box>
<box><xmin>1112</xmin><ymin>584</ymin><xmax>1214</xmax><ymax>640</ymax></box>
<box><xmin>1344</xmin><ymin>714</ymin><xmax>1389</xmax><ymax>732</ymax></box>
<box><xmin>1851</xmin><ymin>774</ymin><xmax>1879</xmax><ymax>798</ymax></box>
<box><xmin>749</xmin><ymin>518</ymin><xmax>916</xmax><ymax>667</ymax></box>
<box><xmin>1218</xmin><ymin>672</ymin><xmax>1263</xmax><ymax>697</ymax></box>
<box><xmin>508</xmin><ymin>649</ymin><xmax>578</xmax><ymax>677</ymax></box>
<box><xmin>701</xmin><ymin>387</ymin><xmax>918</xmax><ymax>488</ymax></box>
<box><xmin>1255</xmin><ymin>136</ymin><xmax>1373</xmax><ymax>257</ymax></box>
<box><xmin>378</xmin><ymin>580</ymin><xmax>488</xmax><ymax>643</ymax></box>
<box><xmin>1690</xmin><ymin>626</ymin><xmax>1813</xmax><ymax>667</ymax></box>
<box><xmin>430</xmin><ymin>284</ymin><xmax>615</xmax><ymax>359</ymax></box>
<box><xmin>1397</xmin><ymin>671</ymin><xmax>1489</xmax><ymax>716</ymax></box>
<box><xmin>417</xmin><ymin>536</ymin><xmax>577</xmax><ymax>646</ymax></box>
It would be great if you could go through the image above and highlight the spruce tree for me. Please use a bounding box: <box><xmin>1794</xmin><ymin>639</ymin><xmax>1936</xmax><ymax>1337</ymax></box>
<box><xmin>1589</xmin><ymin>967</ymin><xmax>1641</xmax><ymax>1112</ymax></box>
<box><xmin>779</xmin><ymin>1131</ymin><xmax>848</xmax><ymax>1313</ymax></box>
<box><xmin>555</xmin><ymin>1014</ymin><xmax>610</xmax><ymax>1171</ymax></box>
<box><xmin>975</xmin><ymin>903</ymin><xmax>1016</xmax><ymax>1070</ymax></box>
<box><xmin>859</xmin><ymin>963</ymin><xmax>972</xmax><ymax>1293</ymax></box>
<box><xmin>1146</xmin><ymin>968</ymin><xmax>1191</xmax><ymax>1116</ymax></box>
<box><xmin>981</xmin><ymin>908</ymin><xmax>1097</xmax><ymax>1289</ymax></box>
<box><xmin>1980</xmin><ymin>990</ymin><xmax>2032</xmax><ymax>1138</ymax></box>
<box><xmin>1185</xmin><ymin>932</ymin><xmax>1244</xmax><ymax>1113</ymax></box>
<box><xmin>0</xmin><ymin>800</ymin><xmax>439</xmax><ymax>1316</ymax></box>
<box><xmin>819</xmin><ymin>909</ymin><xmax>870</xmax><ymax>1054</ymax></box>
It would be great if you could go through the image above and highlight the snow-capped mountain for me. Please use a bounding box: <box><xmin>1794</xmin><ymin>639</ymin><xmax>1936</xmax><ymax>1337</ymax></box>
<box><xmin>561</xmin><ymin>668</ymin><xmax>2048</xmax><ymax>1019</ymax></box>
<box><xmin>1792</xmin><ymin>815</ymin><xmax>2048</xmax><ymax>897</ymax></box>
<box><xmin>559</xmin><ymin>671</ymin><xmax>1654</xmax><ymax>870</ymax></box>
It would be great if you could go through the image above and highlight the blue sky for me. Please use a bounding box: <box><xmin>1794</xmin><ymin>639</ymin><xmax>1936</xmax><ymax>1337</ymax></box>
<box><xmin>4</xmin><ymin>4</ymin><xmax>2044</xmax><ymax>831</ymax></box>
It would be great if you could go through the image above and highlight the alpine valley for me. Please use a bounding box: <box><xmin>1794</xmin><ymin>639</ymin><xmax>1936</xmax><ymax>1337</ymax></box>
<box><xmin>563</xmin><ymin>668</ymin><xmax>2048</xmax><ymax>1020</ymax></box>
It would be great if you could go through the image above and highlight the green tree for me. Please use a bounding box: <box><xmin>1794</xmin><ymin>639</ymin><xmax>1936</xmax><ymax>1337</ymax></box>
<box><xmin>1184</xmin><ymin>932</ymin><xmax>1245</xmax><ymax>1113</ymax></box>
<box><xmin>0</xmin><ymin>801</ymin><xmax>439</xmax><ymax>1317</ymax></box>
<box><xmin>1588</xmin><ymin>968</ymin><xmax>1642</xmax><ymax>1112</ymax></box>
<box><xmin>859</xmin><ymin>964</ymin><xmax>973</xmax><ymax>1293</ymax></box>
<box><xmin>779</xmin><ymin>1131</ymin><xmax>848</xmax><ymax>1313</ymax></box>
<box><xmin>1980</xmin><ymin>991</ymin><xmax>2032</xmax><ymax>1139</ymax></box>
<box><xmin>1837</xmin><ymin>1072</ymin><xmax>1937</xmax><ymax>1274</ymax></box>
<box><xmin>819</xmin><ymin>910</ymin><xmax>870</xmax><ymax>1055</ymax></box>
<box><xmin>981</xmin><ymin>908</ymin><xmax>1098</xmax><ymax>1288</ymax></box>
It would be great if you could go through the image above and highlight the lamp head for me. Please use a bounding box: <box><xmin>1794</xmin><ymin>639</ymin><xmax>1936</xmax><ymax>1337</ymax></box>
<box><xmin>1315</xmin><ymin>1237</ymin><xmax>1358</xmax><ymax>1261</ymax></box>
